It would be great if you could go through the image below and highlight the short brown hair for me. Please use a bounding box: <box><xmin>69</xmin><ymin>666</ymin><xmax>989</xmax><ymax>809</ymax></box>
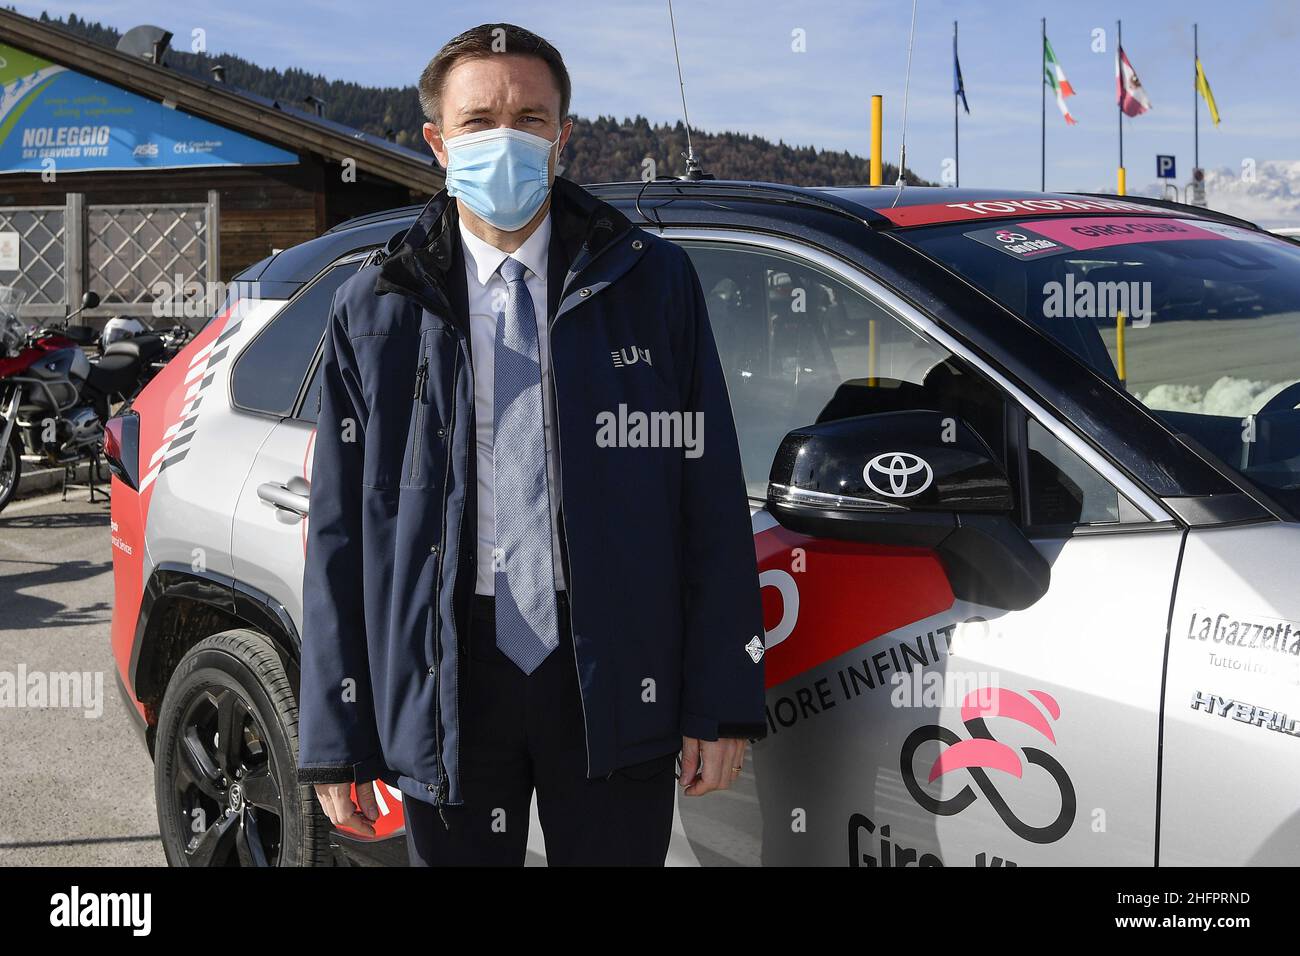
<box><xmin>418</xmin><ymin>23</ymin><xmax>571</xmax><ymax>125</ymax></box>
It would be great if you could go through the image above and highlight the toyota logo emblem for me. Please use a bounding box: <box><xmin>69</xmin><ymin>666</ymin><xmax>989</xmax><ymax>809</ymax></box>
<box><xmin>863</xmin><ymin>452</ymin><xmax>933</xmax><ymax>498</ymax></box>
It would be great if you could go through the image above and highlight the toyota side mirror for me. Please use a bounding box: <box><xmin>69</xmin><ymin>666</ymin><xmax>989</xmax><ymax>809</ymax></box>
<box><xmin>767</xmin><ymin>410</ymin><xmax>1050</xmax><ymax>610</ymax></box>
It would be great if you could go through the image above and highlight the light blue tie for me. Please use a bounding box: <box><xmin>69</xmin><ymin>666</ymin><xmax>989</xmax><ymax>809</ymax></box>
<box><xmin>493</xmin><ymin>256</ymin><xmax>559</xmax><ymax>674</ymax></box>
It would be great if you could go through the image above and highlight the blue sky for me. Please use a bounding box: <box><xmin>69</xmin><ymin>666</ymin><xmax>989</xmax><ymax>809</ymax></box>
<box><xmin>17</xmin><ymin>0</ymin><xmax>1298</xmax><ymax>192</ymax></box>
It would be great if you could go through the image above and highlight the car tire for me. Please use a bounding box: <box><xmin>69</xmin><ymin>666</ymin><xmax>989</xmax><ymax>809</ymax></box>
<box><xmin>0</xmin><ymin>426</ymin><xmax>21</xmax><ymax>513</ymax></box>
<box><xmin>153</xmin><ymin>629</ymin><xmax>331</xmax><ymax>866</ymax></box>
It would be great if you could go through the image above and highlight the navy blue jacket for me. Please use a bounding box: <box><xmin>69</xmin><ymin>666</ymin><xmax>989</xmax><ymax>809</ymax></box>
<box><xmin>297</xmin><ymin>178</ymin><xmax>766</xmax><ymax>808</ymax></box>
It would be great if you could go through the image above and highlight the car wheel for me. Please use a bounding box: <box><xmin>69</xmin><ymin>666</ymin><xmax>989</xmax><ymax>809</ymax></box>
<box><xmin>154</xmin><ymin>629</ymin><xmax>330</xmax><ymax>866</ymax></box>
<box><xmin>0</xmin><ymin>427</ymin><xmax>21</xmax><ymax>512</ymax></box>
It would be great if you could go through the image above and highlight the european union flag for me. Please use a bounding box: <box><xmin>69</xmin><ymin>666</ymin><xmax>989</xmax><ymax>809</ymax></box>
<box><xmin>954</xmin><ymin>31</ymin><xmax>970</xmax><ymax>114</ymax></box>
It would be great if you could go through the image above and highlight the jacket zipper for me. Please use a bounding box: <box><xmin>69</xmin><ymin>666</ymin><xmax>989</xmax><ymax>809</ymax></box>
<box><xmin>546</xmin><ymin>229</ymin><xmax>636</xmax><ymax>779</ymax></box>
<box><xmin>430</xmin><ymin>578</ymin><xmax>446</xmax><ymax>827</ymax></box>
<box><xmin>410</xmin><ymin>356</ymin><xmax>429</xmax><ymax>484</ymax></box>
<box><xmin>548</xmin><ymin>308</ymin><xmax>592</xmax><ymax>778</ymax></box>
<box><xmin>433</xmin><ymin>345</ymin><xmax>462</xmax><ymax>826</ymax></box>
<box><xmin>386</xmin><ymin>252</ymin><xmax>459</xmax><ymax>820</ymax></box>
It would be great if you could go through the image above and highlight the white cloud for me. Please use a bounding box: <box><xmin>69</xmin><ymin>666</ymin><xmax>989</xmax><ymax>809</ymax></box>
<box><xmin>1127</xmin><ymin>159</ymin><xmax>1300</xmax><ymax>228</ymax></box>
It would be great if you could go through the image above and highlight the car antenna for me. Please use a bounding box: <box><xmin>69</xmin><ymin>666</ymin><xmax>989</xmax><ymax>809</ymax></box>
<box><xmin>892</xmin><ymin>0</ymin><xmax>919</xmax><ymax>206</ymax></box>
<box><xmin>667</xmin><ymin>0</ymin><xmax>711</xmax><ymax>181</ymax></box>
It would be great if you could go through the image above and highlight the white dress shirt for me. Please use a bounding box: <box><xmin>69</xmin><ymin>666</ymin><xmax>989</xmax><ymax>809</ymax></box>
<box><xmin>459</xmin><ymin>212</ymin><xmax>565</xmax><ymax>595</ymax></box>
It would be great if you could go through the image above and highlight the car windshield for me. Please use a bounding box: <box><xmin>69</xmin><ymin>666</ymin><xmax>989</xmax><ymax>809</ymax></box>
<box><xmin>900</xmin><ymin>215</ymin><xmax>1300</xmax><ymax>511</ymax></box>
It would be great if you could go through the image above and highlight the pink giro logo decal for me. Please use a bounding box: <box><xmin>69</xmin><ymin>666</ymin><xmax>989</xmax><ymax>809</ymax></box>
<box><xmin>899</xmin><ymin>687</ymin><xmax>1077</xmax><ymax>845</ymax></box>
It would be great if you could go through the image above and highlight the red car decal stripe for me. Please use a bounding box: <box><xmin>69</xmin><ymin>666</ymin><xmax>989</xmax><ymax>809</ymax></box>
<box><xmin>879</xmin><ymin>196</ymin><xmax>1181</xmax><ymax>228</ymax></box>
<box><xmin>110</xmin><ymin>303</ymin><xmax>243</xmax><ymax>717</ymax></box>
<box><xmin>755</xmin><ymin>523</ymin><xmax>955</xmax><ymax>687</ymax></box>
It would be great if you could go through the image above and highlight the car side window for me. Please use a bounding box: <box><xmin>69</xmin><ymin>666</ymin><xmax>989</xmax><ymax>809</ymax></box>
<box><xmin>230</xmin><ymin>260</ymin><xmax>362</xmax><ymax>418</ymax></box>
<box><xmin>679</xmin><ymin>237</ymin><xmax>1150</xmax><ymax>536</ymax></box>
<box><xmin>299</xmin><ymin>353</ymin><xmax>326</xmax><ymax>425</ymax></box>
<box><xmin>678</xmin><ymin>240</ymin><xmax>1006</xmax><ymax>497</ymax></box>
<box><xmin>1023</xmin><ymin>418</ymin><xmax>1148</xmax><ymax>532</ymax></box>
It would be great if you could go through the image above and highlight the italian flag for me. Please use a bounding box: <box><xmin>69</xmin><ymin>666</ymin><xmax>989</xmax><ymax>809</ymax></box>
<box><xmin>1044</xmin><ymin>36</ymin><xmax>1077</xmax><ymax>125</ymax></box>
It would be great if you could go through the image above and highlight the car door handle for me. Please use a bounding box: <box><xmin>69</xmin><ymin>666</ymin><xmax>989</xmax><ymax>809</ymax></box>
<box><xmin>257</xmin><ymin>478</ymin><xmax>310</xmax><ymax>517</ymax></box>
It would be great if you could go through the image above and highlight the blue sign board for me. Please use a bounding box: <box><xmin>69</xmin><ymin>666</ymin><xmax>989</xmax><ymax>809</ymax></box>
<box><xmin>0</xmin><ymin>42</ymin><xmax>297</xmax><ymax>173</ymax></box>
<box><xmin>1156</xmin><ymin>155</ymin><xmax>1177</xmax><ymax>179</ymax></box>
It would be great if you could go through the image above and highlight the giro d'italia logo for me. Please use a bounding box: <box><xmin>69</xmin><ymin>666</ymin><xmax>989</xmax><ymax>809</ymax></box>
<box><xmin>900</xmin><ymin>687</ymin><xmax>1077</xmax><ymax>845</ymax></box>
<box><xmin>863</xmin><ymin>451</ymin><xmax>933</xmax><ymax>498</ymax></box>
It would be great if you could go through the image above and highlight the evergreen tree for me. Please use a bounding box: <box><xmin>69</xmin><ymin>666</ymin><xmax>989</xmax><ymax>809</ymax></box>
<box><xmin>39</xmin><ymin>11</ymin><xmax>929</xmax><ymax>185</ymax></box>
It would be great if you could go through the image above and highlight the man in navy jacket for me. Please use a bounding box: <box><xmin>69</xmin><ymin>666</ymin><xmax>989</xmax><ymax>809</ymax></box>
<box><xmin>298</xmin><ymin>22</ymin><xmax>765</xmax><ymax>865</ymax></box>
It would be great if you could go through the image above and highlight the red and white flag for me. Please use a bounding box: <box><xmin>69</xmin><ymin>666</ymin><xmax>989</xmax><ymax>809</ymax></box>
<box><xmin>1116</xmin><ymin>45</ymin><xmax>1152</xmax><ymax>117</ymax></box>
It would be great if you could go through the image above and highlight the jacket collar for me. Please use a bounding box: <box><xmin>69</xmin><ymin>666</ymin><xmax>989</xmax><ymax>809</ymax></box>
<box><xmin>375</xmin><ymin>177</ymin><xmax>633</xmax><ymax>328</ymax></box>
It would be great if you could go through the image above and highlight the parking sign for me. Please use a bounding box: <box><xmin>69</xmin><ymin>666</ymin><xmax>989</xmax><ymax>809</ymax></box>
<box><xmin>1157</xmin><ymin>155</ymin><xmax>1177</xmax><ymax>179</ymax></box>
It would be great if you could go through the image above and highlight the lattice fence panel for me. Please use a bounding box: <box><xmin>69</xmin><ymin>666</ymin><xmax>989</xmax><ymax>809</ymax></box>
<box><xmin>87</xmin><ymin>203</ymin><xmax>210</xmax><ymax>308</ymax></box>
<box><xmin>0</xmin><ymin>206</ymin><xmax>65</xmax><ymax>305</ymax></box>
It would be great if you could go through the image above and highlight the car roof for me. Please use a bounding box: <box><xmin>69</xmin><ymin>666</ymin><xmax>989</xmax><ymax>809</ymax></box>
<box><xmin>591</xmin><ymin>180</ymin><xmax>1262</xmax><ymax>229</ymax></box>
<box><xmin>246</xmin><ymin>179</ymin><xmax>1263</xmax><ymax>286</ymax></box>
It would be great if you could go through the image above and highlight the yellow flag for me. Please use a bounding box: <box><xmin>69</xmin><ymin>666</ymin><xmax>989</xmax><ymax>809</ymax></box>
<box><xmin>1196</xmin><ymin>58</ymin><xmax>1221</xmax><ymax>126</ymax></box>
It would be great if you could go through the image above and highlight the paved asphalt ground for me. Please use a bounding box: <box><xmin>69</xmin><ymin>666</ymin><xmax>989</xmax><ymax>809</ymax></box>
<box><xmin>0</xmin><ymin>491</ymin><xmax>758</xmax><ymax>867</ymax></box>
<box><xmin>0</xmin><ymin>490</ymin><xmax>164</xmax><ymax>865</ymax></box>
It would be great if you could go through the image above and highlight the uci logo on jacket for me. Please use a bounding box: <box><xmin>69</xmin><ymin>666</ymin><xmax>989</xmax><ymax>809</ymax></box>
<box><xmin>611</xmin><ymin>346</ymin><xmax>652</xmax><ymax>368</ymax></box>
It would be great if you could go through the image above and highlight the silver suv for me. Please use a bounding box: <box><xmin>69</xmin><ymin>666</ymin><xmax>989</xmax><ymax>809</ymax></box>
<box><xmin>108</xmin><ymin>182</ymin><xmax>1300</xmax><ymax>866</ymax></box>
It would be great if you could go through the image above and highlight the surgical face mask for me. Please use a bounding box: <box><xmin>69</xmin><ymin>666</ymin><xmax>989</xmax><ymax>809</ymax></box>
<box><xmin>443</xmin><ymin>127</ymin><xmax>560</xmax><ymax>231</ymax></box>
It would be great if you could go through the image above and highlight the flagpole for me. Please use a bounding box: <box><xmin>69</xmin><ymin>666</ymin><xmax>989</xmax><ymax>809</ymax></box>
<box><xmin>954</xmin><ymin>20</ymin><xmax>960</xmax><ymax>188</ymax></box>
<box><xmin>1041</xmin><ymin>18</ymin><xmax>1046</xmax><ymax>192</ymax></box>
<box><xmin>1117</xmin><ymin>19</ymin><xmax>1125</xmax><ymax>194</ymax></box>
<box><xmin>1194</xmin><ymin>23</ymin><xmax>1200</xmax><ymax>173</ymax></box>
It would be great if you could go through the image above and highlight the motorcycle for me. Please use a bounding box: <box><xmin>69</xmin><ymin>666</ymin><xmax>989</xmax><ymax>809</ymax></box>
<box><xmin>0</xmin><ymin>289</ymin><xmax>179</xmax><ymax>511</ymax></box>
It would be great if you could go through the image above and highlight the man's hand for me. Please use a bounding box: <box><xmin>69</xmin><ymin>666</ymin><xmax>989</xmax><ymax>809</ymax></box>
<box><xmin>314</xmin><ymin>780</ymin><xmax>380</xmax><ymax>835</ymax></box>
<box><xmin>680</xmin><ymin>736</ymin><xmax>748</xmax><ymax>796</ymax></box>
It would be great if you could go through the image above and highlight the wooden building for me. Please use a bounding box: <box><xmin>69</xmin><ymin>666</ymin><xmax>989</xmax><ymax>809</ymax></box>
<box><xmin>0</xmin><ymin>9</ymin><xmax>443</xmax><ymax>282</ymax></box>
